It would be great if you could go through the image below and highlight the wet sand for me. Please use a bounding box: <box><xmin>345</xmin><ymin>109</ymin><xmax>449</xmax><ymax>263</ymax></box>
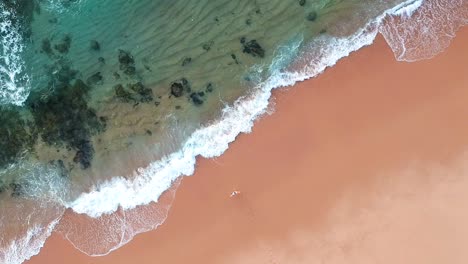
<box><xmin>27</xmin><ymin>26</ymin><xmax>468</xmax><ymax>264</ymax></box>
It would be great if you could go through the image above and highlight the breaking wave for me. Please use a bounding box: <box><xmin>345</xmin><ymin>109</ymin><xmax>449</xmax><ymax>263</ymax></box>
<box><xmin>0</xmin><ymin>2</ymin><xmax>29</xmax><ymax>106</ymax></box>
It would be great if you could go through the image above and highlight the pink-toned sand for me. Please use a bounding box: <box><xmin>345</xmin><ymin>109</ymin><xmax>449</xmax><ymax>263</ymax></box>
<box><xmin>27</xmin><ymin>27</ymin><xmax>468</xmax><ymax>264</ymax></box>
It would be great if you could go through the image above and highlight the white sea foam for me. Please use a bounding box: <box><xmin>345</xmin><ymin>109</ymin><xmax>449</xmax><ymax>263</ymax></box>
<box><xmin>0</xmin><ymin>218</ymin><xmax>61</xmax><ymax>264</ymax></box>
<box><xmin>69</xmin><ymin>0</ymin><xmax>425</xmax><ymax>218</ymax></box>
<box><xmin>0</xmin><ymin>3</ymin><xmax>29</xmax><ymax>106</ymax></box>
<box><xmin>380</xmin><ymin>0</ymin><xmax>468</xmax><ymax>61</ymax></box>
<box><xmin>389</xmin><ymin>0</ymin><xmax>424</xmax><ymax>17</ymax></box>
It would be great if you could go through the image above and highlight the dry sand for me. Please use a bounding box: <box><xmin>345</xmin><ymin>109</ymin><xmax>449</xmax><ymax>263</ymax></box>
<box><xmin>27</xmin><ymin>27</ymin><xmax>468</xmax><ymax>264</ymax></box>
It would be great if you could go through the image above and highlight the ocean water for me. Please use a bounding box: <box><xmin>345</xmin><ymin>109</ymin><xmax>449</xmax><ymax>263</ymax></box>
<box><xmin>0</xmin><ymin>0</ymin><xmax>466</xmax><ymax>263</ymax></box>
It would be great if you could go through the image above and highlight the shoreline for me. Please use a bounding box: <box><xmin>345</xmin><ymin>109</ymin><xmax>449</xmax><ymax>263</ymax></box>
<box><xmin>28</xmin><ymin>27</ymin><xmax>468</xmax><ymax>264</ymax></box>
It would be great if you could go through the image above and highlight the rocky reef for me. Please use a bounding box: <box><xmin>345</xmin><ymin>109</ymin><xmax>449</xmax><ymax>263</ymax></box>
<box><xmin>0</xmin><ymin>107</ymin><xmax>35</xmax><ymax>168</ymax></box>
<box><xmin>241</xmin><ymin>37</ymin><xmax>265</xmax><ymax>58</ymax></box>
<box><xmin>114</xmin><ymin>82</ymin><xmax>154</xmax><ymax>104</ymax></box>
<box><xmin>118</xmin><ymin>49</ymin><xmax>136</xmax><ymax>76</ymax></box>
<box><xmin>27</xmin><ymin>77</ymin><xmax>106</xmax><ymax>169</ymax></box>
<box><xmin>170</xmin><ymin>78</ymin><xmax>191</xmax><ymax>97</ymax></box>
<box><xmin>54</xmin><ymin>34</ymin><xmax>72</xmax><ymax>54</ymax></box>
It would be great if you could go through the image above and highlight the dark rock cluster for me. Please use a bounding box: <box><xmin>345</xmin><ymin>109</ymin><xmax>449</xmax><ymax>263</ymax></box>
<box><xmin>241</xmin><ymin>37</ymin><xmax>265</xmax><ymax>58</ymax></box>
<box><xmin>202</xmin><ymin>41</ymin><xmax>214</xmax><ymax>51</ymax></box>
<box><xmin>170</xmin><ymin>78</ymin><xmax>191</xmax><ymax>97</ymax></box>
<box><xmin>114</xmin><ymin>82</ymin><xmax>154</xmax><ymax>104</ymax></box>
<box><xmin>118</xmin><ymin>49</ymin><xmax>136</xmax><ymax>76</ymax></box>
<box><xmin>41</xmin><ymin>38</ymin><xmax>53</xmax><ymax>55</ymax></box>
<box><xmin>190</xmin><ymin>92</ymin><xmax>205</xmax><ymax>106</ymax></box>
<box><xmin>1</xmin><ymin>39</ymin><xmax>108</xmax><ymax>172</ymax></box>
<box><xmin>40</xmin><ymin>34</ymin><xmax>73</xmax><ymax>57</ymax></box>
<box><xmin>0</xmin><ymin>107</ymin><xmax>35</xmax><ymax>168</ymax></box>
<box><xmin>181</xmin><ymin>57</ymin><xmax>192</xmax><ymax>66</ymax></box>
<box><xmin>169</xmin><ymin>78</ymin><xmax>214</xmax><ymax>106</ymax></box>
<box><xmin>90</xmin><ymin>40</ymin><xmax>100</xmax><ymax>51</ymax></box>
<box><xmin>27</xmin><ymin>78</ymin><xmax>106</xmax><ymax>169</ymax></box>
<box><xmin>54</xmin><ymin>35</ymin><xmax>72</xmax><ymax>54</ymax></box>
<box><xmin>86</xmin><ymin>72</ymin><xmax>103</xmax><ymax>85</ymax></box>
<box><xmin>114</xmin><ymin>84</ymin><xmax>133</xmax><ymax>102</ymax></box>
<box><xmin>112</xmin><ymin>48</ymin><xmax>158</xmax><ymax>105</ymax></box>
<box><xmin>205</xmin><ymin>83</ymin><xmax>214</xmax><ymax>93</ymax></box>
<box><xmin>130</xmin><ymin>82</ymin><xmax>153</xmax><ymax>102</ymax></box>
<box><xmin>231</xmin><ymin>54</ymin><xmax>240</xmax><ymax>64</ymax></box>
<box><xmin>306</xmin><ymin>11</ymin><xmax>318</xmax><ymax>22</ymax></box>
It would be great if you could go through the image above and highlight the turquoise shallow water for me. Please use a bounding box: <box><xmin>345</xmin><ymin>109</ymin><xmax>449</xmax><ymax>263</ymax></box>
<box><xmin>2</xmin><ymin>0</ymin><xmax>458</xmax><ymax>263</ymax></box>
<box><xmin>0</xmin><ymin>0</ymin><xmax>409</xmax><ymax>200</ymax></box>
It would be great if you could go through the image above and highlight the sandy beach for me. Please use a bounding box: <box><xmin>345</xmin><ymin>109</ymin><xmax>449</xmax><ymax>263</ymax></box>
<box><xmin>27</xmin><ymin>26</ymin><xmax>468</xmax><ymax>264</ymax></box>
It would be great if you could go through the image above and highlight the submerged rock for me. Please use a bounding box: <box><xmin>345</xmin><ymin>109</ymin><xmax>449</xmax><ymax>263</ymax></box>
<box><xmin>171</xmin><ymin>83</ymin><xmax>184</xmax><ymax>97</ymax></box>
<box><xmin>299</xmin><ymin>0</ymin><xmax>306</xmax><ymax>6</ymax></box>
<box><xmin>205</xmin><ymin>83</ymin><xmax>214</xmax><ymax>93</ymax></box>
<box><xmin>130</xmin><ymin>82</ymin><xmax>153</xmax><ymax>102</ymax></box>
<box><xmin>231</xmin><ymin>54</ymin><xmax>240</xmax><ymax>64</ymax></box>
<box><xmin>86</xmin><ymin>72</ymin><xmax>103</xmax><ymax>85</ymax></box>
<box><xmin>170</xmin><ymin>78</ymin><xmax>191</xmax><ymax>97</ymax></box>
<box><xmin>114</xmin><ymin>84</ymin><xmax>134</xmax><ymax>102</ymax></box>
<box><xmin>41</xmin><ymin>38</ymin><xmax>53</xmax><ymax>55</ymax></box>
<box><xmin>118</xmin><ymin>49</ymin><xmax>136</xmax><ymax>75</ymax></box>
<box><xmin>241</xmin><ymin>39</ymin><xmax>265</xmax><ymax>58</ymax></box>
<box><xmin>190</xmin><ymin>92</ymin><xmax>204</xmax><ymax>106</ymax></box>
<box><xmin>118</xmin><ymin>49</ymin><xmax>134</xmax><ymax>65</ymax></box>
<box><xmin>202</xmin><ymin>41</ymin><xmax>214</xmax><ymax>51</ymax></box>
<box><xmin>306</xmin><ymin>11</ymin><xmax>318</xmax><ymax>22</ymax></box>
<box><xmin>90</xmin><ymin>40</ymin><xmax>100</xmax><ymax>51</ymax></box>
<box><xmin>182</xmin><ymin>57</ymin><xmax>192</xmax><ymax>66</ymax></box>
<box><xmin>72</xmin><ymin>140</ymin><xmax>94</xmax><ymax>169</ymax></box>
<box><xmin>54</xmin><ymin>35</ymin><xmax>72</xmax><ymax>54</ymax></box>
<box><xmin>0</xmin><ymin>108</ymin><xmax>35</xmax><ymax>168</ymax></box>
<box><xmin>114</xmin><ymin>82</ymin><xmax>153</xmax><ymax>103</ymax></box>
<box><xmin>27</xmin><ymin>78</ymin><xmax>106</xmax><ymax>170</ymax></box>
<box><xmin>123</xmin><ymin>65</ymin><xmax>136</xmax><ymax>75</ymax></box>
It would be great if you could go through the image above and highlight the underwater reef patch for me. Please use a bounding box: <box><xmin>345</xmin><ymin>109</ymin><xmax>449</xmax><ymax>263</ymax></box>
<box><xmin>27</xmin><ymin>71</ymin><xmax>106</xmax><ymax>169</ymax></box>
<box><xmin>0</xmin><ymin>107</ymin><xmax>35</xmax><ymax>168</ymax></box>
